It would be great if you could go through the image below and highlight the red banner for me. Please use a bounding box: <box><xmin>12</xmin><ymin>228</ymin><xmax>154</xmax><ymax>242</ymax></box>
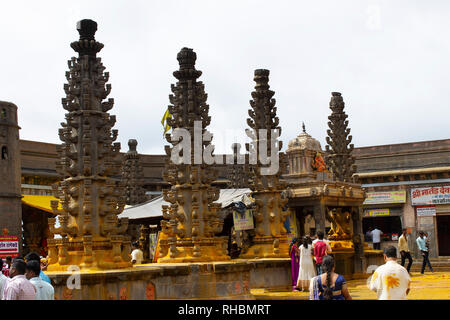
<box><xmin>0</xmin><ymin>236</ymin><xmax>19</xmax><ymax>258</ymax></box>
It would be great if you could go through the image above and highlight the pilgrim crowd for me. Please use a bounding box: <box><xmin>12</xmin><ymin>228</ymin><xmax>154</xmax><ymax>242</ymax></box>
<box><xmin>289</xmin><ymin>229</ymin><xmax>434</xmax><ymax>300</ymax></box>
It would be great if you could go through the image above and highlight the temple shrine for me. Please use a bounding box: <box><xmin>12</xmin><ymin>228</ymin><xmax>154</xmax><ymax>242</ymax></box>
<box><xmin>284</xmin><ymin>92</ymin><xmax>381</xmax><ymax>278</ymax></box>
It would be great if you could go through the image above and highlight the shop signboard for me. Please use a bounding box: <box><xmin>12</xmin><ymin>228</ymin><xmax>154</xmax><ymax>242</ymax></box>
<box><xmin>364</xmin><ymin>209</ymin><xmax>390</xmax><ymax>217</ymax></box>
<box><xmin>233</xmin><ymin>209</ymin><xmax>254</xmax><ymax>231</ymax></box>
<box><xmin>0</xmin><ymin>236</ymin><xmax>19</xmax><ymax>259</ymax></box>
<box><xmin>416</xmin><ymin>205</ymin><xmax>436</xmax><ymax>217</ymax></box>
<box><xmin>411</xmin><ymin>186</ymin><xmax>450</xmax><ymax>205</ymax></box>
<box><xmin>363</xmin><ymin>191</ymin><xmax>406</xmax><ymax>205</ymax></box>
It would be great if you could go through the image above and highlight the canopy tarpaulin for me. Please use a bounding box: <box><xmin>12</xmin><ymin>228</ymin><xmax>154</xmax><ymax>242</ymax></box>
<box><xmin>21</xmin><ymin>194</ymin><xmax>61</xmax><ymax>214</ymax></box>
<box><xmin>118</xmin><ymin>188</ymin><xmax>253</xmax><ymax>221</ymax></box>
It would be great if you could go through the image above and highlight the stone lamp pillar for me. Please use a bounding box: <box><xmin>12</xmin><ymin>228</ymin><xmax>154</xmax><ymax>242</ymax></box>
<box><xmin>47</xmin><ymin>19</ymin><xmax>131</xmax><ymax>271</ymax></box>
<box><xmin>239</xmin><ymin>69</ymin><xmax>289</xmax><ymax>259</ymax></box>
<box><xmin>157</xmin><ymin>48</ymin><xmax>230</xmax><ymax>263</ymax></box>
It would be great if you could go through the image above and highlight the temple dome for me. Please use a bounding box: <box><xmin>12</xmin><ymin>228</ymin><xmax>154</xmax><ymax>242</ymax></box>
<box><xmin>287</xmin><ymin>123</ymin><xmax>322</xmax><ymax>152</ymax></box>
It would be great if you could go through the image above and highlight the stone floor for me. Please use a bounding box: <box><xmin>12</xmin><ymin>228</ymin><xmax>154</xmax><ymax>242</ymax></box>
<box><xmin>251</xmin><ymin>272</ymin><xmax>450</xmax><ymax>300</ymax></box>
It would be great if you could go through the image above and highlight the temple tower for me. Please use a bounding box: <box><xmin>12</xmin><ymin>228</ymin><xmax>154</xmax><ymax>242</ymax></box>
<box><xmin>240</xmin><ymin>69</ymin><xmax>289</xmax><ymax>258</ymax></box>
<box><xmin>157</xmin><ymin>48</ymin><xmax>229</xmax><ymax>263</ymax></box>
<box><xmin>122</xmin><ymin>139</ymin><xmax>147</xmax><ymax>205</ymax></box>
<box><xmin>0</xmin><ymin>101</ymin><xmax>22</xmax><ymax>255</ymax></box>
<box><xmin>47</xmin><ymin>19</ymin><xmax>131</xmax><ymax>271</ymax></box>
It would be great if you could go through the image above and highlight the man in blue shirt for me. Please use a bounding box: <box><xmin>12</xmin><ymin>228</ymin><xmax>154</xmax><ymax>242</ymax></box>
<box><xmin>416</xmin><ymin>231</ymin><xmax>433</xmax><ymax>274</ymax></box>
<box><xmin>24</xmin><ymin>253</ymin><xmax>51</xmax><ymax>284</ymax></box>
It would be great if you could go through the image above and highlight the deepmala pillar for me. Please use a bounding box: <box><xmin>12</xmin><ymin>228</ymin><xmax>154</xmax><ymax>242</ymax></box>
<box><xmin>239</xmin><ymin>69</ymin><xmax>289</xmax><ymax>259</ymax></box>
<box><xmin>323</xmin><ymin>92</ymin><xmax>368</xmax><ymax>276</ymax></box>
<box><xmin>156</xmin><ymin>48</ymin><xmax>229</xmax><ymax>263</ymax></box>
<box><xmin>47</xmin><ymin>19</ymin><xmax>131</xmax><ymax>271</ymax></box>
<box><xmin>122</xmin><ymin>139</ymin><xmax>148</xmax><ymax>206</ymax></box>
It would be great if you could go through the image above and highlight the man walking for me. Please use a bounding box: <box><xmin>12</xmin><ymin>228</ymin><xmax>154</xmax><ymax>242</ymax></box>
<box><xmin>25</xmin><ymin>260</ymin><xmax>54</xmax><ymax>300</ymax></box>
<box><xmin>416</xmin><ymin>231</ymin><xmax>433</xmax><ymax>274</ymax></box>
<box><xmin>2</xmin><ymin>259</ymin><xmax>36</xmax><ymax>300</ymax></box>
<box><xmin>369</xmin><ymin>246</ymin><xmax>411</xmax><ymax>300</ymax></box>
<box><xmin>371</xmin><ymin>227</ymin><xmax>383</xmax><ymax>250</ymax></box>
<box><xmin>398</xmin><ymin>228</ymin><xmax>413</xmax><ymax>273</ymax></box>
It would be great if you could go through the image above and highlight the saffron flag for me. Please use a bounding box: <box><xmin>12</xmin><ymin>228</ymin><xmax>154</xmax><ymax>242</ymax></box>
<box><xmin>161</xmin><ymin>108</ymin><xmax>172</xmax><ymax>136</ymax></box>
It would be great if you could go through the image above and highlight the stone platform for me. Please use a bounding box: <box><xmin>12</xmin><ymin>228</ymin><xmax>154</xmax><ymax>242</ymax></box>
<box><xmin>47</xmin><ymin>258</ymin><xmax>292</xmax><ymax>300</ymax></box>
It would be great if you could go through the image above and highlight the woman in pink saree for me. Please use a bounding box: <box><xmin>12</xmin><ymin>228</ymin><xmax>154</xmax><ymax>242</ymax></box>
<box><xmin>289</xmin><ymin>237</ymin><xmax>300</xmax><ymax>291</ymax></box>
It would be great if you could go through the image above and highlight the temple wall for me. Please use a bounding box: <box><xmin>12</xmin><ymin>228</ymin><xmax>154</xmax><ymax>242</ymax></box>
<box><xmin>48</xmin><ymin>259</ymin><xmax>295</xmax><ymax>300</ymax></box>
<box><xmin>48</xmin><ymin>261</ymin><xmax>254</xmax><ymax>300</ymax></box>
<box><xmin>48</xmin><ymin>256</ymin><xmax>382</xmax><ymax>299</ymax></box>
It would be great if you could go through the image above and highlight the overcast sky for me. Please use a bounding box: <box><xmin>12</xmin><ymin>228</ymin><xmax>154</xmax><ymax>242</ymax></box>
<box><xmin>1</xmin><ymin>0</ymin><xmax>449</xmax><ymax>155</ymax></box>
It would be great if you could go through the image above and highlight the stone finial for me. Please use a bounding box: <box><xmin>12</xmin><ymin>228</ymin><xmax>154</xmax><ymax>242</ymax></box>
<box><xmin>330</xmin><ymin>91</ymin><xmax>345</xmax><ymax>112</ymax></box>
<box><xmin>177</xmin><ymin>47</ymin><xmax>197</xmax><ymax>70</ymax></box>
<box><xmin>76</xmin><ymin>19</ymin><xmax>97</xmax><ymax>41</ymax></box>
<box><xmin>302</xmin><ymin>122</ymin><xmax>306</xmax><ymax>133</ymax></box>
<box><xmin>71</xmin><ymin>19</ymin><xmax>104</xmax><ymax>56</ymax></box>
<box><xmin>253</xmin><ymin>69</ymin><xmax>270</xmax><ymax>91</ymax></box>
<box><xmin>128</xmin><ymin>139</ymin><xmax>138</xmax><ymax>152</ymax></box>
<box><xmin>173</xmin><ymin>47</ymin><xmax>202</xmax><ymax>80</ymax></box>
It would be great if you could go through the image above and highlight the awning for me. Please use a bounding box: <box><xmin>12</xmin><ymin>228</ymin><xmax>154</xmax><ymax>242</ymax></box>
<box><xmin>118</xmin><ymin>188</ymin><xmax>253</xmax><ymax>220</ymax></box>
<box><xmin>21</xmin><ymin>195</ymin><xmax>61</xmax><ymax>214</ymax></box>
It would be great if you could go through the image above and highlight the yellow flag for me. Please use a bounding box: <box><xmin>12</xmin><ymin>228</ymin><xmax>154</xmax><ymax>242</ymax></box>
<box><xmin>161</xmin><ymin>108</ymin><xmax>172</xmax><ymax>136</ymax></box>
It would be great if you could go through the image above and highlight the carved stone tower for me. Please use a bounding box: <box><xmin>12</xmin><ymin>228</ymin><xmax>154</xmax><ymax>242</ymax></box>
<box><xmin>240</xmin><ymin>69</ymin><xmax>289</xmax><ymax>258</ymax></box>
<box><xmin>0</xmin><ymin>101</ymin><xmax>22</xmax><ymax>255</ymax></box>
<box><xmin>325</xmin><ymin>92</ymin><xmax>357</xmax><ymax>183</ymax></box>
<box><xmin>157</xmin><ymin>48</ymin><xmax>229</xmax><ymax>263</ymax></box>
<box><xmin>122</xmin><ymin>139</ymin><xmax>147</xmax><ymax>205</ymax></box>
<box><xmin>47</xmin><ymin>19</ymin><xmax>131</xmax><ymax>271</ymax></box>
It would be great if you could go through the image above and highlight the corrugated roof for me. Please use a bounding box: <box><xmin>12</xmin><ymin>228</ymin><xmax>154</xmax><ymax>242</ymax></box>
<box><xmin>118</xmin><ymin>188</ymin><xmax>253</xmax><ymax>220</ymax></box>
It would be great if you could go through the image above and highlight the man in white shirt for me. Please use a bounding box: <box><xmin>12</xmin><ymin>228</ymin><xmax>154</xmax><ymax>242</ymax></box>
<box><xmin>371</xmin><ymin>227</ymin><xmax>383</xmax><ymax>250</ymax></box>
<box><xmin>25</xmin><ymin>260</ymin><xmax>54</xmax><ymax>300</ymax></box>
<box><xmin>2</xmin><ymin>259</ymin><xmax>36</xmax><ymax>300</ymax></box>
<box><xmin>0</xmin><ymin>258</ymin><xmax>7</xmax><ymax>300</ymax></box>
<box><xmin>131</xmin><ymin>242</ymin><xmax>144</xmax><ymax>265</ymax></box>
<box><xmin>369</xmin><ymin>246</ymin><xmax>411</xmax><ymax>300</ymax></box>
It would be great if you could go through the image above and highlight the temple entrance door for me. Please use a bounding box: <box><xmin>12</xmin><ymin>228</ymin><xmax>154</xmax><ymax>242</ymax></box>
<box><xmin>437</xmin><ymin>215</ymin><xmax>450</xmax><ymax>256</ymax></box>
